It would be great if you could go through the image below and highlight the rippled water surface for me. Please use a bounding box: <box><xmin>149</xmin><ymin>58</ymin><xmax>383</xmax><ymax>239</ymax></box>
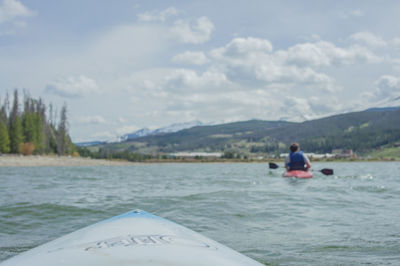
<box><xmin>1</xmin><ymin>162</ymin><xmax>400</xmax><ymax>265</ymax></box>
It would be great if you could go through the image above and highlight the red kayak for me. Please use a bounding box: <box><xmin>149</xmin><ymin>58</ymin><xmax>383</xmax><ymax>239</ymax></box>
<box><xmin>283</xmin><ymin>170</ymin><xmax>313</xmax><ymax>179</ymax></box>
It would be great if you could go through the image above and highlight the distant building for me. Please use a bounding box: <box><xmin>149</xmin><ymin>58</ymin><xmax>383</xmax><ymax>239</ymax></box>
<box><xmin>280</xmin><ymin>153</ymin><xmax>334</xmax><ymax>159</ymax></box>
<box><xmin>307</xmin><ymin>153</ymin><xmax>335</xmax><ymax>159</ymax></box>
<box><xmin>332</xmin><ymin>149</ymin><xmax>354</xmax><ymax>158</ymax></box>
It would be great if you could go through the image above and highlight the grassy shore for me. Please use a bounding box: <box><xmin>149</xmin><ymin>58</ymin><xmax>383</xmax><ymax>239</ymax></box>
<box><xmin>0</xmin><ymin>155</ymin><xmax>134</xmax><ymax>167</ymax></box>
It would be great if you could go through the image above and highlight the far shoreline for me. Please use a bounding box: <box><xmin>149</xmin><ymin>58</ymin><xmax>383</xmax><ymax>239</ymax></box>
<box><xmin>0</xmin><ymin>155</ymin><xmax>136</xmax><ymax>167</ymax></box>
<box><xmin>0</xmin><ymin>154</ymin><xmax>398</xmax><ymax>167</ymax></box>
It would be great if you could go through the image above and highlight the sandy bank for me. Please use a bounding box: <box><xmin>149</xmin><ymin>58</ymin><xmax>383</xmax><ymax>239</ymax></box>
<box><xmin>0</xmin><ymin>155</ymin><xmax>134</xmax><ymax>167</ymax></box>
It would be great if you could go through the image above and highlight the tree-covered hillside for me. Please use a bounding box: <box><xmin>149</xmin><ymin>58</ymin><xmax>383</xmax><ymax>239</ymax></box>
<box><xmin>263</xmin><ymin>107</ymin><xmax>400</xmax><ymax>153</ymax></box>
<box><xmin>0</xmin><ymin>90</ymin><xmax>75</xmax><ymax>155</ymax></box>
<box><xmin>95</xmin><ymin>107</ymin><xmax>400</xmax><ymax>156</ymax></box>
<box><xmin>100</xmin><ymin>120</ymin><xmax>293</xmax><ymax>154</ymax></box>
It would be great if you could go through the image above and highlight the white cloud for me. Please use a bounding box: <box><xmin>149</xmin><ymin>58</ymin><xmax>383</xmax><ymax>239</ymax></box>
<box><xmin>164</xmin><ymin>69</ymin><xmax>232</xmax><ymax>92</ymax></box>
<box><xmin>373</xmin><ymin>75</ymin><xmax>400</xmax><ymax>100</ymax></box>
<box><xmin>209</xmin><ymin>37</ymin><xmax>383</xmax><ymax>93</ymax></box>
<box><xmin>391</xmin><ymin>38</ymin><xmax>400</xmax><ymax>53</ymax></box>
<box><xmin>90</xmin><ymin>125</ymin><xmax>141</xmax><ymax>141</ymax></box>
<box><xmin>88</xmin><ymin>24</ymin><xmax>170</xmax><ymax>68</ymax></box>
<box><xmin>278</xmin><ymin>96</ymin><xmax>341</xmax><ymax>121</ymax></box>
<box><xmin>162</xmin><ymin>86</ymin><xmax>340</xmax><ymax>123</ymax></box>
<box><xmin>163</xmin><ymin>90</ymin><xmax>277</xmax><ymax>122</ymax></box>
<box><xmin>137</xmin><ymin>7</ymin><xmax>180</xmax><ymax>22</ymax></box>
<box><xmin>351</xmin><ymin>9</ymin><xmax>364</xmax><ymax>17</ymax></box>
<box><xmin>358</xmin><ymin>75</ymin><xmax>400</xmax><ymax>109</ymax></box>
<box><xmin>254</xmin><ymin>64</ymin><xmax>336</xmax><ymax>89</ymax></box>
<box><xmin>339</xmin><ymin>8</ymin><xmax>365</xmax><ymax>19</ymax></box>
<box><xmin>137</xmin><ymin>8</ymin><xmax>214</xmax><ymax>44</ymax></box>
<box><xmin>114</xmin><ymin>125</ymin><xmax>140</xmax><ymax>136</ymax></box>
<box><xmin>45</xmin><ymin>75</ymin><xmax>99</xmax><ymax>98</ymax></box>
<box><xmin>211</xmin><ymin>37</ymin><xmax>273</xmax><ymax>58</ymax></box>
<box><xmin>105</xmin><ymin>35</ymin><xmax>385</xmax><ymax>132</ymax></box>
<box><xmin>75</xmin><ymin>115</ymin><xmax>106</xmax><ymax>125</ymax></box>
<box><xmin>284</xmin><ymin>41</ymin><xmax>382</xmax><ymax>66</ymax></box>
<box><xmin>350</xmin><ymin>31</ymin><xmax>387</xmax><ymax>48</ymax></box>
<box><xmin>172</xmin><ymin>51</ymin><xmax>210</xmax><ymax>65</ymax></box>
<box><xmin>393</xmin><ymin>38</ymin><xmax>400</xmax><ymax>45</ymax></box>
<box><xmin>114</xmin><ymin>68</ymin><xmax>175</xmax><ymax>97</ymax></box>
<box><xmin>91</xmin><ymin>131</ymin><xmax>117</xmax><ymax>141</ymax></box>
<box><xmin>210</xmin><ymin>38</ymin><xmax>340</xmax><ymax>92</ymax></box>
<box><xmin>171</xmin><ymin>16</ymin><xmax>214</xmax><ymax>44</ymax></box>
<box><xmin>280</xmin><ymin>97</ymin><xmax>315</xmax><ymax>121</ymax></box>
<box><xmin>0</xmin><ymin>0</ymin><xmax>34</xmax><ymax>24</ymax></box>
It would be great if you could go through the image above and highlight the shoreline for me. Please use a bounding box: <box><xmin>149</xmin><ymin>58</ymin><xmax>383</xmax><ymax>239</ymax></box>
<box><xmin>0</xmin><ymin>154</ymin><xmax>398</xmax><ymax>167</ymax></box>
<box><xmin>0</xmin><ymin>155</ymin><xmax>135</xmax><ymax>167</ymax></box>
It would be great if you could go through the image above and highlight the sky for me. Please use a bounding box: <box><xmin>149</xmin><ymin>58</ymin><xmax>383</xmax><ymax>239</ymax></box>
<box><xmin>1</xmin><ymin>0</ymin><xmax>400</xmax><ymax>142</ymax></box>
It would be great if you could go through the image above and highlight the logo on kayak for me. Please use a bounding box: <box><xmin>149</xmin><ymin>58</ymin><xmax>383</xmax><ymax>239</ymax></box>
<box><xmin>84</xmin><ymin>235</ymin><xmax>216</xmax><ymax>251</ymax></box>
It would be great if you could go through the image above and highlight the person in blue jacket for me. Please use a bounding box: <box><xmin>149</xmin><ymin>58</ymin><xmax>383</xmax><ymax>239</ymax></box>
<box><xmin>285</xmin><ymin>142</ymin><xmax>311</xmax><ymax>171</ymax></box>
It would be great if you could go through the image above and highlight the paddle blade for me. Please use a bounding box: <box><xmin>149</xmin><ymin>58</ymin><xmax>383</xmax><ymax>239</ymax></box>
<box><xmin>269</xmin><ymin>162</ymin><xmax>279</xmax><ymax>169</ymax></box>
<box><xmin>320</xmin><ymin>168</ymin><xmax>334</xmax><ymax>175</ymax></box>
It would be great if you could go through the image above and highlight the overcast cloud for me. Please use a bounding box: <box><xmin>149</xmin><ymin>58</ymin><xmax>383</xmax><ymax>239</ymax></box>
<box><xmin>1</xmin><ymin>1</ymin><xmax>400</xmax><ymax>142</ymax></box>
<box><xmin>0</xmin><ymin>0</ymin><xmax>33</xmax><ymax>23</ymax></box>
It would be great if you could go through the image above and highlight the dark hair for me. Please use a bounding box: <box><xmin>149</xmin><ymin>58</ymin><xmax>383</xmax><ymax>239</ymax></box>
<box><xmin>290</xmin><ymin>142</ymin><xmax>299</xmax><ymax>152</ymax></box>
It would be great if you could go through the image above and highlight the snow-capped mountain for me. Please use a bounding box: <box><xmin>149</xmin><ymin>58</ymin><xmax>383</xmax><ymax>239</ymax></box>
<box><xmin>120</xmin><ymin>128</ymin><xmax>153</xmax><ymax>141</ymax></box>
<box><xmin>120</xmin><ymin>121</ymin><xmax>204</xmax><ymax>141</ymax></box>
<box><xmin>152</xmin><ymin>121</ymin><xmax>204</xmax><ymax>134</ymax></box>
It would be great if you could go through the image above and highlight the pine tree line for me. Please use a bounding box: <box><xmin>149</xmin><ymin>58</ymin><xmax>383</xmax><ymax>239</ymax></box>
<box><xmin>0</xmin><ymin>90</ymin><xmax>75</xmax><ymax>155</ymax></box>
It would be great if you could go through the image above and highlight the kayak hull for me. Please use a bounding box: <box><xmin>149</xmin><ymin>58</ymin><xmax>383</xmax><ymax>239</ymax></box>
<box><xmin>0</xmin><ymin>210</ymin><xmax>262</xmax><ymax>266</ymax></box>
<box><xmin>283</xmin><ymin>170</ymin><xmax>313</xmax><ymax>179</ymax></box>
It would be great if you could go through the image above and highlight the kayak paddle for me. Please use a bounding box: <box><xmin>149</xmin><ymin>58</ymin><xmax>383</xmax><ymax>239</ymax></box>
<box><xmin>269</xmin><ymin>162</ymin><xmax>279</xmax><ymax>169</ymax></box>
<box><xmin>318</xmin><ymin>168</ymin><xmax>334</xmax><ymax>175</ymax></box>
<box><xmin>268</xmin><ymin>162</ymin><xmax>334</xmax><ymax>175</ymax></box>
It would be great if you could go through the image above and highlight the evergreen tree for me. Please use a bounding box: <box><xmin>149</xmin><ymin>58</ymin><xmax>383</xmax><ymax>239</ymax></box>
<box><xmin>0</xmin><ymin>120</ymin><xmax>10</xmax><ymax>153</ymax></box>
<box><xmin>36</xmin><ymin>99</ymin><xmax>46</xmax><ymax>153</ymax></box>
<box><xmin>8</xmin><ymin>90</ymin><xmax>18</xmax><ymax>128</ymax></box>
<box><xmin>2</xmin><ymin>92</ymin><xmax>10</xmax><ymax>122</ymax></box>
<box><xmin>0</xmin><ymin>96</ymin><xmax>10</xmax><ymax>153</ymax></box>
<box><xmin>22</xmin><ymin>94</ymin><xmax>35</xmax><ymax>144</ymax></box>
<box><xmin>0</xmin><ymin>90</ymin><xmax>73</xmax><ymax>155</ymax></box>
<box><xmin>22</xmin><ymin>112</ymin><xmax>36</xmax><ymax>143</ymax></box>
<box><xmin>34</xmin><ymin>113</ymin><xmax>43</xmax><ymax>153</ymax></box>
<box><xmin>9</xmin><ymin>116</ymin><xmax>23</xmax><ymax>153</ymax></box>
<box><xmin>56</xmin><ymin>104</ymin><xmax>68</xmax><ymax>155</ymax></box>
<box><xmin>48</xmin><ymin>126</ymin><xmax>57</xmax><ymax>153</ymax></box>
<box><xmin>0</xmin><ymin>100</ymin><xmax>7</xmax><ymax>125</ymax></box>
<box><xmin>8</xmin><ymin>90</ymin><xmax>24</xmax><ymax>153</ymax></box>
<box><xmin>21</xmin><ymin>95</ymin><xmax>46</xmax><ymax>154</ymax></box>
<box><xmin>22</xmin><ymin>111</ymin><xmax>44</xmax><ymax>153</ymax></box>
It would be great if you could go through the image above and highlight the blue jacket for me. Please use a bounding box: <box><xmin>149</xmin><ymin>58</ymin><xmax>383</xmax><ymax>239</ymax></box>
<box><xmin>288</xmin><ymin>151</ymin><xmax>306</xmax><ymax>171</ymax></box>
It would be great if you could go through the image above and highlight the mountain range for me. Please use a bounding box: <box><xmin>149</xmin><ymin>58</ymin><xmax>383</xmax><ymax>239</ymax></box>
<box><xmin>91</xmin><ymin>106</ymin><xmax>400</xmax><ymax>156</ymax></box>
<box><xmin>119</xmin><ymin>120</ymin><xmax>204</xmax><ymax>141</ymax></box>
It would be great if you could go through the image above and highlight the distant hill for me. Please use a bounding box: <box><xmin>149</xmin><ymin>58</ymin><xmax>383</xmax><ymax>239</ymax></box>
<box><xmin>96</xmin><ymin>107</ymin><xmax>400</xmax><ymax>155</ymax></box>
<box><xmin>260</xmin><ymin>107</ymin><xmax>400</xmax><ymax>153</ymax></box>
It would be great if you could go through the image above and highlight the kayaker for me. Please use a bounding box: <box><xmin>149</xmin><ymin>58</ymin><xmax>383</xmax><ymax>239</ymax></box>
<box><xmin>285</xmin><ymin>142</ymin><xmax>311</xmax><ymax>172</ymax></box>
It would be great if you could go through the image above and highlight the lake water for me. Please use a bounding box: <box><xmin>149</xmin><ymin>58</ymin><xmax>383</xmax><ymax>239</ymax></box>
<box><xmin>1</xmin><ymin>162</ymin><xmax>399</xmax><ymax>265</ymax></box>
